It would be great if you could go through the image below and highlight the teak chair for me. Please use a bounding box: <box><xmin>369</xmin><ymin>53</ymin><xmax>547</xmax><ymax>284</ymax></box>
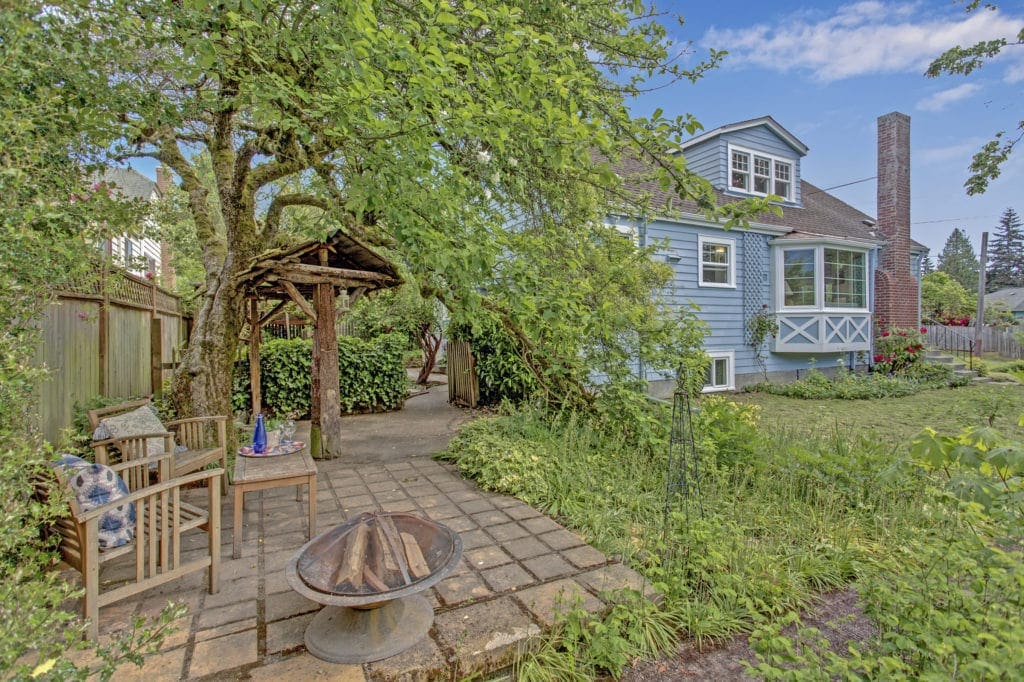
<box><xmin>43</xmin><ymin>453</ymin><xmax>221</xmax><ymax>639</ymax></box>
<box><xmin>88</xmin><ymin>398</ymin><xmax>229</xmax><ymax>494</ymax></box>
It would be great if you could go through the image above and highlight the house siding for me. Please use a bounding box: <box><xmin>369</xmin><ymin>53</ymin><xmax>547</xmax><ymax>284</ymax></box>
<box><xmin>678</xmin><ymin>142</ymin><xmax>722</xmax><ymax>189</ymax></box>
<box><xmin>643</xmin><ymin>220</ymin><xmax>860</xmax><ymax>389</ymax></box>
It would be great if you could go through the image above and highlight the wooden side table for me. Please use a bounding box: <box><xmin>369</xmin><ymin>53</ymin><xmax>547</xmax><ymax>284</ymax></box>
<box><xmin>233</xmin><ymin>449</ymin><xmax>318</xmax><ymax>559</ymax></box>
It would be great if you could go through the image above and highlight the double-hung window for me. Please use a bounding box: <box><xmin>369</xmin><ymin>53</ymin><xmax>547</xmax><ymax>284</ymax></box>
<box><xmin>779</xmin><ymin>245</ymin><xmax>868</xmax><ymax>310</ymax></box>
<box><xmin>699</xmin><ymin>235</ymin><xmax>735</xmax><ymax>287</ymax></box>
<box><xmin>730</xmin><ymin>151</ymin><xmax>749</xmax><ymax>191</ymax></box>
<box><xmin>774</xmin><ymin>161</ymin><xmax>791</xmax><ymax>199</ymax></box>
<box><xmin>728</xmin><ymin>145</ymin><xmax>794</xmax><ymax>201</ymax></box>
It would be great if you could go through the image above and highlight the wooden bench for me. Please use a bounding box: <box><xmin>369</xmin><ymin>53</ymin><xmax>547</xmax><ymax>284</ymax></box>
<box><xmin>41</xmin><ymin>454</ymin><xmax>221</xmax><ymax>639</ymax></box>
<box><xmin>88</xmin><ymin>398</ymin><xmax>229</xmax><ymax>494</ymax></box>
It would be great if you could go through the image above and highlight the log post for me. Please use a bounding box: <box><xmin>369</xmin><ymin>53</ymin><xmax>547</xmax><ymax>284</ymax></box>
<box><xmin>311</xmin><ymin>278</ymin><xmax>344</xmax><ymax>458</ymax></box>
<box><xmin>311</xmin><ymin>245</ymin><xmax>344</xmax><ymax>458</ymax></box>
<box><xmin>249</xmin><ymin>297</ymin><xmax>262</xmax><ymax>419</ymax></box>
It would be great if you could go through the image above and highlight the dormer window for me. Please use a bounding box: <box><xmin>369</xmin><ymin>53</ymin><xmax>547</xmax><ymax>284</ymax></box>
<box><xmin>774</xmin><ymin>161</ymin><xmax>791</xmax><ymax>198</ymax></box>
<box><xmin>753</xmin><ymin>156</ymin><xmax>771</xmax><ymax>193</ymax></box>
<box><xmin>730</xmin><ymin>151</ymin><xmax>749</xmax><ymax>191</ymax></box>
<box><xmin>728</xmin><ymin>145</ymin><xmax>794</xmax><ymax>201</ymax></box>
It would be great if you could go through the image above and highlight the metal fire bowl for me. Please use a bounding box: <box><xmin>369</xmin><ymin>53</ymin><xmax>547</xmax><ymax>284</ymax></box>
<box><xmin>285</xmin><ymin>512</ymin><xmax>463</xmax><ymax>663</ymax></box>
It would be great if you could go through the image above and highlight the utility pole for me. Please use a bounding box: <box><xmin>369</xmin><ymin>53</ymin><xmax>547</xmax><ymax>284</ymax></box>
<box><xmin>975</xmin><ymin>231</ymin><xmax>988</xmax><ymax>357</ymax></box>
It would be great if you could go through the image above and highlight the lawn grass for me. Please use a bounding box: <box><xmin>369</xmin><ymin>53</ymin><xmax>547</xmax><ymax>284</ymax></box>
<box><xmin>732</xmin><ymin>381</ymin><xmax>1024</xmax><ymax>447</ymax></box>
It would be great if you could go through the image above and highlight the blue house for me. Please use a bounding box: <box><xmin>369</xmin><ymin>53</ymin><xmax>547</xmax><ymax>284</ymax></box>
<box><xmin>611</xmin><ymin>112</ymin><xmax>926</xmax><ymax>392</ymax></box>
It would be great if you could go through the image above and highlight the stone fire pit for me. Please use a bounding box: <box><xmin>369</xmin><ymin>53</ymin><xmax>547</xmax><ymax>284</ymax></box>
<box><xmin>286</xmin><ymin>511</ymin><xmax>462</xmax><ymax>663</ymax></box>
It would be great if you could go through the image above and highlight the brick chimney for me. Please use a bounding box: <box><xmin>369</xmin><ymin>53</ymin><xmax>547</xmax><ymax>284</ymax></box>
<box><xmin>155</xmin><ymin>165</ymin><xmax>177</xmax><ymax>289</ymax></box>
<box><xmin>873</xmin><ymin>112</ymin><xmax>919</xmax><ymax>329</ymax></box>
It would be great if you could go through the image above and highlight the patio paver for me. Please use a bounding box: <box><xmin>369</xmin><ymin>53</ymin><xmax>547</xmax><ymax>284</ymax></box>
<box><xmin>59</xmin><ymin>380</ymin><xmax>651</xmax><ymax>680</ymax></box>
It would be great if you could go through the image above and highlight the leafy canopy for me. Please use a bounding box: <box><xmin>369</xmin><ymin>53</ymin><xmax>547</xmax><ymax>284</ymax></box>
<box><xmin>926</xmin><ymin>1</ymin><xmax>1024</xmax><ymax>194</ymax></box>
<box><xmin>48</xmin><ymin>0</ymin><xmax>770</xmax><ymax>417</ymax></box>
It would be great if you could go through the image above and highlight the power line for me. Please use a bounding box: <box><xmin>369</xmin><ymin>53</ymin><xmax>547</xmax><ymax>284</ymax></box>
<box><xmin>912</xmin><ymin>215</ymin><xmax>999</xmax><ymax>225</ymax></box>
<box><xmin>804</xmin><ymin>176</ymin><xmax>877</xmax><ymax>196</ymax></box>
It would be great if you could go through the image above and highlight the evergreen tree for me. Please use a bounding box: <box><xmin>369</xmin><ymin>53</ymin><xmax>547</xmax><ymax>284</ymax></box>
<box><xmin>937</xmin><ymin>227</ymin><xmax>980</xmax><ymax>292</ymax></box>
<box><xmin>921</xmin><ymin>254</ymin><xmax>935</xmax><ymax>275</ymax></box>
<box><xmin>986</xmin><ymin>207</ymin><xmax>1024</xmax><ymax>292</ymax></box>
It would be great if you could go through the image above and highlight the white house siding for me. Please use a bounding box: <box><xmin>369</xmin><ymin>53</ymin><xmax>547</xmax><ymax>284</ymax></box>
<box><xmin>111</xmin><ymin>234</ymin><xmax>162</xmax><ymax>278</ymax></box>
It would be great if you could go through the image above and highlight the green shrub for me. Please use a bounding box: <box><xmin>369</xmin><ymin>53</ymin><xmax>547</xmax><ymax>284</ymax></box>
<box><xmin>747</xmin><ymin>363</ymin><xmax>963</xmax><ymax>400</ymax></box>
<box><xmin>873</xmin><ymin>326</ymin><xmax>926</xmax><ymax>374</ymax></box>
<box><xmin>449</xmin><ymin>315</ymin><xmax>536</xmax><ymax>406</ymax></box>
<box><xmin>232</xmin><ymin>334</ymin><xmax>407</xmax><ymax>416</ymax></box>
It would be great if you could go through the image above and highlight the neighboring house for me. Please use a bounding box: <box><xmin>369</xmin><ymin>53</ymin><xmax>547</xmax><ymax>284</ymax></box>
<box><xmin>96</xmin><ymin>166</ymin><xmax>175</xmax><ymax>286</ymax></box>
<box><xmin>612</xmin><ymin>112</ymin><xmax>926</xmax><ymax>392</ymax></box>
<box><xmin>987</xmin><ymin>288</ymin><xmax>1024</xmax><ymax>320</ymax></box>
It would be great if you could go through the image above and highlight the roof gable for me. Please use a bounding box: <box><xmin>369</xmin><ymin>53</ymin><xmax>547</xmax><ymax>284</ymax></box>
<box><xmin>679</xmin><ymin>116</ymin><xmax>809</xmax><ymax>157</ymax></box>
<box><xmin>98</xmin><ymin>167</ymin><xmax>159</xmax><ymax>201</ymax></box>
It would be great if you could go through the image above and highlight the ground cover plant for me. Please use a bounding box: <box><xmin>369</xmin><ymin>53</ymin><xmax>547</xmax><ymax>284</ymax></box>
<box><xmin>746</xmin><ymin>362</ymin><xmax>967</xmax><ymax>400</ymax></box>
<box><xmin>440</xmin><ymin>383</ymin><xmax>1024</xmax><ymax>679</ymax></box>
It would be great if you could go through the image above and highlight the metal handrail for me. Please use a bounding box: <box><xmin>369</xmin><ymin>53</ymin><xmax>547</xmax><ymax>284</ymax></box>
<box><xmin>922</xmin><ymin>323</ymin><xmax>975</xmax><ymax>370</ymax></box>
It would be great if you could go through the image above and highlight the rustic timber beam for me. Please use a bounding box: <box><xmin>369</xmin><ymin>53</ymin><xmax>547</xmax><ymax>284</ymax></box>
<box><xmin>348</xmin><ymin>286</ymin><xmax>368</xmax><ymax>306</ymax></box>
<box><xmin>281</xmin><ymin>280</ymin><xmax>318</xmax><ymax>323</ymax></box>
<box><xmin>257</xmin><ymin>299</ymin><xmax>290</xmax><ymax>326</ymax></box>
<box><xmin>267</xmin><ymin>271</ymin><xmax>370</xmax><ymax>288</ymax></box>
<box><xmin>266</xmin><ymin>261</ymin><xmax>392</xmax><ymax>282</ymax></box>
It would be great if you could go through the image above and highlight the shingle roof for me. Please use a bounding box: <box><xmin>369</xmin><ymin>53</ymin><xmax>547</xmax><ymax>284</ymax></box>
<box><xmin>987</xmin><ymin>287</ymin><xmax>1024</xmax><ymax>312</ymax></box>
<box><xmin>612</xmin><ymin>154</ymin><xmax>926</xmax><ymax>250</ymax></box>
<box><xmin>98</xmin><ymin>167</ymin><xmax>159</xmax><ymax>201</ymax></box>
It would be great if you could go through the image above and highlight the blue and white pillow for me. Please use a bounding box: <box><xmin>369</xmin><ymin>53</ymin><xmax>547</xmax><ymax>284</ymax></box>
<box><xmin>56</xmin><ymin>455</ymin><xmax>136</xmax><ymax>549</ymax></box>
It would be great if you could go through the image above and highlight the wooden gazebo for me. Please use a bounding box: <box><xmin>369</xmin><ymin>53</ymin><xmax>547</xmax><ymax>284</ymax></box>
<box><xmin>238</xmin><ymin>231</ymin><xmax>401</xmax><ymax>458</ymax></box>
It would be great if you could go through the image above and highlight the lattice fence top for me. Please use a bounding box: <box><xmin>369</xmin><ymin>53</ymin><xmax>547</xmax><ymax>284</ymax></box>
<box><xmin>60</xmin><ymin>266</ymin><xmax>183</xmax><ymax>315</ymax></box>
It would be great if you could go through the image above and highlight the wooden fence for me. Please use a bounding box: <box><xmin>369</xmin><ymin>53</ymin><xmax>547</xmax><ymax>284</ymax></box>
<box><xmin>33</xmin><ymin>269</ymin><xmax>187</xmax><ymax>443</ymax></box>
<box><xmin>925</xmin><ymin>324</ymin><xmax>1024</xmax><ymax>362</ymax></box>
<box><xmin>446</xmin><ymin>340</ymin><xmax>479</xmax><ymax>408</ymax></box>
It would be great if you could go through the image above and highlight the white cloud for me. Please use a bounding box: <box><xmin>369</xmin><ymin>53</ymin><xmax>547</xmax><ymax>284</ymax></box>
<box><xmin>917</xmin><ymin>138</ymin><xmax>987</xmax><ymax>165</ymax></box>
<box><xmin>703</xmin><ymin>3</ymin><xmax>1024</xmax><ymax>83</ymax></box>
<box><xmin>916</xmin><ymin>83</ymin><xmax>982</xmax><ymax>112</ymax></box>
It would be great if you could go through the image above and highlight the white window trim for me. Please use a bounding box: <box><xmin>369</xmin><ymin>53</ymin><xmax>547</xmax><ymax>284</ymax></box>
<box><xmin>703</xmin><ymin>350</ymin><xmax>735</xmax><ymax>393</ymax></box>
<box><xmin>698</xmin><ymin>234</ymin><xmax>736</xmax><ymax>289</ymax></box>
<box><xmin>727</xmin><ymin>144</ymin><xmax>794</xmax><ymax>202</ymax></box>
<box><xmin>775</xmin><ymin>245</ymin><xmax>870</xmax><ymax>313</ymax></box>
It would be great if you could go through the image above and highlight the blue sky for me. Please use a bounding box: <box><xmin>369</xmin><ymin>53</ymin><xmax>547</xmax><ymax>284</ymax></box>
<box><xmin>126</xmin><ymin>2</ymin><xmax>1022</xmax><ymax>259</ymax></box>
<box><xmin>633</xmin><ymin>0</ymin><xmax>1024</xmax><ymax>259</ymax></box>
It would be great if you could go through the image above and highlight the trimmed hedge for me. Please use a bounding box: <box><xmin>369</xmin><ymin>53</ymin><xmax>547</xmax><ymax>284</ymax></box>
<box><xmin>233</xmin><ymin>334</ymin><xmax>407</xmax><ymax>417</ymax></box>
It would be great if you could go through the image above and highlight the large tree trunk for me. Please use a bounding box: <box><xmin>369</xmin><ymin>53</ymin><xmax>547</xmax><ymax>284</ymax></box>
<box><xmin>172</xmin><ymin>265</ymin><xmax>246</xmax><ymax>446</ymax></box>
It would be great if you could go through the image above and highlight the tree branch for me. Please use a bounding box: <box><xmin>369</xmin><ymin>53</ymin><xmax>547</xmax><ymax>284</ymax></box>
<box><xmin>264</xmin><ymin>192</ymin><xmax>329</xmax><ymax>236</ymax></box>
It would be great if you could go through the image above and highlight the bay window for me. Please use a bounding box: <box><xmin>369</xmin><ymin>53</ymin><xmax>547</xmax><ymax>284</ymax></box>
<box><xmin>778</xmin><ymin>245</ymin><xmax>869</xmax><ymax>311</ymax></box>
<box><xmin>824</xmin><ymin>248</ymin><xmax>866</xmax><ymax>308</ymax></box>
<box><xmin>783</xmin><ymin>248</ymin><xmax>816</xmax><ymax>306</ymax></box>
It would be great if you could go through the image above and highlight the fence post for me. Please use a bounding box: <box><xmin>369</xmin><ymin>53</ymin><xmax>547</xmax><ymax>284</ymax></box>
<box><xmin>98</xmin><ymin>267</ymin><xmax>109</xmax><ymax>395</ymax></box>
<box><xmin>151</xmin><ymin>317</ymin><xmax>163</xmax><ymax>397</ymax></box>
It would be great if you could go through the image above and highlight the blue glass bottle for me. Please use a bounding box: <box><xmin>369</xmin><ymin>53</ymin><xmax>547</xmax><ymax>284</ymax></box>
<box><xmin>253</xmin><ymin>413</ymin><xmax>268</xmax><ymax>454</ymax></box>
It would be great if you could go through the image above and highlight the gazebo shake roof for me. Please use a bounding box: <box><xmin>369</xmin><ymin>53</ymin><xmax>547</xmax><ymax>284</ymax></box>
<box><xmin>238</xmin><ymin>230</ymin><xmax>401</xmax><ymax>302</ymax></box>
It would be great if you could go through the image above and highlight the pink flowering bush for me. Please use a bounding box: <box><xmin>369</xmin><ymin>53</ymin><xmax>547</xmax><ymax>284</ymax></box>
<box><xmin>873</xmin><ymin>326</ymin><xmax>926</xmax><ymax>374</ymax></box>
